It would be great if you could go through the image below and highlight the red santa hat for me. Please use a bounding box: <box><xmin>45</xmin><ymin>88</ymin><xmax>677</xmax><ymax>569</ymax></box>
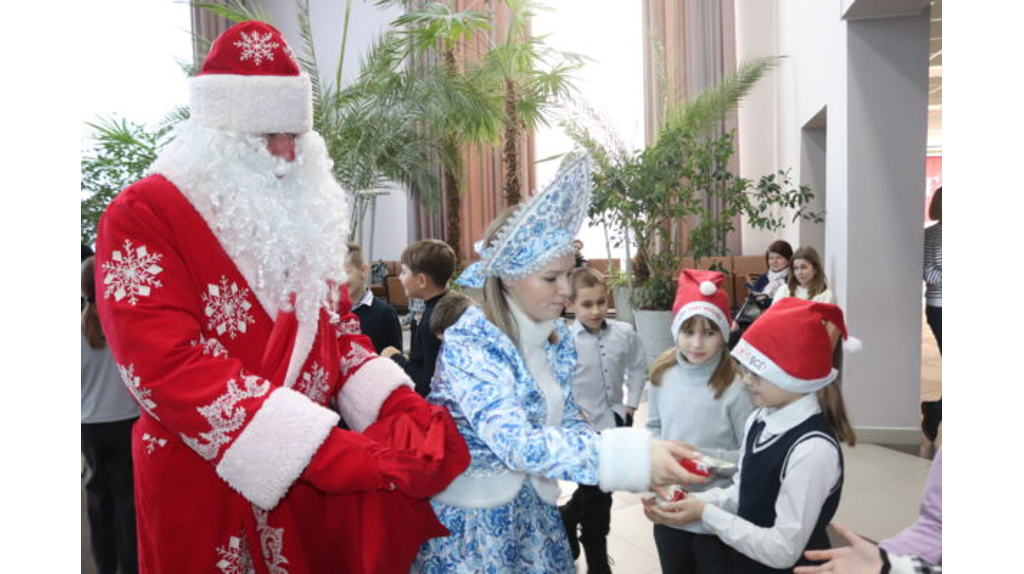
<box><xmin>670</xmin><ymin>269</ymin><xmax>732</xmax><ymax>341</ymax></box>
<box><xmin>189</xmin><ymin>21</ymin><xmax>312</xmax><ymax>134</ymax></box>
<box><xmin>731</xmin><ymin>297</ymin><xmax>862</xmax><ymax>393</ymax></box>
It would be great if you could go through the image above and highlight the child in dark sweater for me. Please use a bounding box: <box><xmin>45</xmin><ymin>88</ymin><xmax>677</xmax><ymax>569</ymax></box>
<box><xmin>345</xmin><ymin>243</ymin><xmax>402</xmax><ymax>354</ymax></box>
<box><xmin>382</xmin><ymin>239</ymin><xmax>456</xmax><ymax>397</ymax></box>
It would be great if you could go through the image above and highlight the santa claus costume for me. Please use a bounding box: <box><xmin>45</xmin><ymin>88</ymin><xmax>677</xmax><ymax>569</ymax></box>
<box><xmin>95</xmin><ymin>21</ymin><xmax>468</xmax><ymax>574</ymax></box>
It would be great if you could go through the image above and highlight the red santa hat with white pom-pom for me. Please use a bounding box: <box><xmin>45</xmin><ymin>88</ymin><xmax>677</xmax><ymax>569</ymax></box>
<box><xmin>731</xmin><ymin>297</ymin><xmax>863</xmax><ymax>393</ymax></box>
<box><xmin>189</xmin><ymin>21</ymin><xmax>312</xmax><ymax>134</ymax></box>
<box><xmin>670</xmin><ymin>269</ymin><xmax>732</xmax><ymax>341</ymax></box>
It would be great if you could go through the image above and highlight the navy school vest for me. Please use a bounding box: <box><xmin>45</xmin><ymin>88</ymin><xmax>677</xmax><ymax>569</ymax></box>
<box><xmin>730</xmin><ymin>412</ymin><xmax>844</xmax><ymax>574</ymax></box>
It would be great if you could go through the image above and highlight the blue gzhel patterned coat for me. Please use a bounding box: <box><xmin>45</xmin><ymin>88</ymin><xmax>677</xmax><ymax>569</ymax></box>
<box><xmin>413</xmin><ymin>305</ymin><xmax>602</xmax><ymax>573</ymax></box>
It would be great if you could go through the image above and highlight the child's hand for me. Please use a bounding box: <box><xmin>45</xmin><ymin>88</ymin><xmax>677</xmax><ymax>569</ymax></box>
<box><xmin>380</xmin><ymin>346</ymin><xmax>402</xmax><ymax>359</ymax></box>
<box><xmin>642</xmin><ymin>495</ymin><xmax>706</xmax><ymax>527</ymax></box>
<box><xmin>793</xmin><ymin>522</ymin><xmax>883</xmax><ymax>574</ymax></box>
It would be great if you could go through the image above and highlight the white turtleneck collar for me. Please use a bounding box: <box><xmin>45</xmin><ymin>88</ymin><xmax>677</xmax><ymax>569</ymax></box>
<box><xmin>508</xmin><ymin>296</ymin><xmax>555</xmax><ymax>351</ymax></box>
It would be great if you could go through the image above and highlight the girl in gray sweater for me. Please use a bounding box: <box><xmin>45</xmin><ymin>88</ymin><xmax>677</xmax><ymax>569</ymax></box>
<box><xmin>644</xmin><ymin>269</ymin><xmax>757</xmax><ymax>574</ymax></box>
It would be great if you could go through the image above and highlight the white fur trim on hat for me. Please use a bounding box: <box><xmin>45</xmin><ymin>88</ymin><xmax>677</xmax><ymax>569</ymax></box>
<box><xmin>671</xmin><ymin>300</ymin><xmax>731</xmax><ymax>342</ymax></box>
<box><xmin>598</xmin><ymin>427</ymin><xmax>652</xmax><ymax>493</ymax></box>
<box><xmin>216</xmin><ymin>387</ymin><xmax>339</xmax><ymax>510</ymax></box>
<box><xmin>843</xmin><ymin>336</ymin><xmax>863</xmax><ymax>353</ymax></box>
<box><xmin>337</xmin><ymin>357</ymin><xmax>414</xmax><ymax>432</ymax></box>
<box><xmin>190</xmin><ymin>73</ymin><xmax>312</xmax><ymax>134</ymax></box>
<box><xmin>731</xmin><ymin>338</ymin><xmax>837</xmax><ymax>393</ymax></box>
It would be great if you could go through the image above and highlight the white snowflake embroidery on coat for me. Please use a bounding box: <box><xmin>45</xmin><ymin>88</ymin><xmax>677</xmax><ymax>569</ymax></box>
<box><xmin>252</xmin><ymin>506</ymin><xmax>290</xmax><ymax>574</ymax></box>
<box><xmin>334</xmin><ymin>316</ymin><xmax>362</xmax><ymax>337</ymax></box>
<box><xmin>203</xmin><ymin>277</ymin><xmax>256</xmax><ymax>340</ymax></box>
<box><xmin>234</xmin><ymin>30</ymin><xmax>279</xmax><ymax>66</ymax></box>
<box><xmin>102</xmin><ymin>239</ymin><xmax>164</xmax><ymax>305</ymax></box>
<box><xmin>216</xmin><ymin>530</ymin><xmax>255</xmax><ymax>574</ymax></box>
<box><xmin>192</xmin><ymin>333</ymin><xmax>229</xmax><ymax>358</ymax></box>
<box><xmin>339</xmin><ymin>343</ymin><xmax>376</xmax><ymax>377</ymax></box>
<box><xmin>180</xmin><ymin>375</ymin><xmax>271</xmax><ymax>461</ymax></box>
<box><xmin>141</xmin><ymin>433</ymin><xmax>168</xmax><ymax>455</ymax></box>
<box><xmin>296</xmin><ymin>362</ymin><xmax>330</xmax><ymax>404</ymax></box>
<box><xmin>117</xmin><ymin>363</ymin><xmax>159</xmax><ymax>420</ymax></box>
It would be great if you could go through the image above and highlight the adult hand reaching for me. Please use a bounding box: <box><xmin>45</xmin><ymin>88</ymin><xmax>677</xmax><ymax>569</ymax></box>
<box><xmin>793</xmin><ymin>522</ymin><xmax>883</xmax><ymax>574</ymax></box>
<box><xmin>649</xmin><ymin>439</ymin><xmax>706</xmax><ymax>489</ymax></box>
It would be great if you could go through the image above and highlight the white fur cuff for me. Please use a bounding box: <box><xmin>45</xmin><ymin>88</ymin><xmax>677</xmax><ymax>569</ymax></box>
<box><xmin>598</xmin><ymin>427</ymin><xmax>652</xmax><ymax>493</ymax></box>
<box><xmin>337</xmin><ymin>357</ymin><xmax>414</xmax><ymax>432</ymax></box>
<box><xmin>217</xmin><ymin>387</ymin><xmax>339</xmax><ymax>510</ymax></box>
<box><xmin>189</xmin><ymin>73</ymin><xmax>312</xmax><ymax>134</ymax></box>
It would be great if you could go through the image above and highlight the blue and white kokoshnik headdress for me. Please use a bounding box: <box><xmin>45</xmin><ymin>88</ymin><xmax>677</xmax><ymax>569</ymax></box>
<box><xmin>456</xmin><ymin>154</ymin><xmax>592</xmax><ymax>288</ymax></box>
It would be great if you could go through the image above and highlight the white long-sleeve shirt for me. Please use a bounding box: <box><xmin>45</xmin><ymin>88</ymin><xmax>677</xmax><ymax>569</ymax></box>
<box><xmin>694</xmin><ymin>393</ymin><xmax>842</xmax><ymax>570</ymax></box>
<box><xmin>568</xmin><ymin>319</ymin><xmax>647</xmax><ymax>430</ymax></box>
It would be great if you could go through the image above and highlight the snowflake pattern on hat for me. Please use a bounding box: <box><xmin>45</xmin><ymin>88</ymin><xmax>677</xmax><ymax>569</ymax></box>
<box><xmin>233</xmin><ymin>30</ymin><xmax>280</xmax><ymax>66</ymax></box>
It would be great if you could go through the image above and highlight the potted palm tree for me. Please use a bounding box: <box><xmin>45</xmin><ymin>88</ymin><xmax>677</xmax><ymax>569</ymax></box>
<box><xmin>565</xmin><ymin>57</ymin><xmax>822</xmax><ymax>362</ymax></box>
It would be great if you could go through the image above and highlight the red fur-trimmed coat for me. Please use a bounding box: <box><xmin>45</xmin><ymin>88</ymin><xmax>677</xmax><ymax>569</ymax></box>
<box><xmin>95</xmin><ymin>174</ymin><xmax>469</xmax><ymax>573</ymax></box>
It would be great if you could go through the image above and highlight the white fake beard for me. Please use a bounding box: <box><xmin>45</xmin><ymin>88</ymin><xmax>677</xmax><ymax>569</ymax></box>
<box><xmin>149</xmin><ymin>120</ymin><xmax>349</xmax><ymax>324</ymax></box>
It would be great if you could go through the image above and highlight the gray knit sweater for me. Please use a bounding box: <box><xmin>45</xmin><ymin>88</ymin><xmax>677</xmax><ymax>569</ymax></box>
<box><xmin>646</xmin><ymin>351</ymin><xmax>756</xmax><ymax>533</ymax></box>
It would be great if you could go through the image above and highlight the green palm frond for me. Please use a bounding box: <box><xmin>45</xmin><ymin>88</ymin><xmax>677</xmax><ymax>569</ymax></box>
<box><xmin>659</xmin><ymin>56</ymin><xmax>780</xmax><ymax>141</ymax></box>
<box><xmin>392</xmin><ymin>2</ymin><xmax>491</xmax><ymax>52</ymax></box>
<box><xmin>295</xmin><ymin>0</ymin><xmax>325</xmax><ymax>131</ymax></box>
<box><xmin>158</xmin><ymin>106</ymin><xmax>191</xmax><ymax>131</ymax></box>
<box><xmin>191</xmin><ymin>1</ymin><xmax>271</xmax><ymax>24</ymax></box>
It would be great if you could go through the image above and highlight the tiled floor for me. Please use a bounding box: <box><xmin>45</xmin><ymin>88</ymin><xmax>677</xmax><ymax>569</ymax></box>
<box><xmin>83</xmin><ymin>314</ymin><xmax>942</xmax><ymax>573</ymax></box>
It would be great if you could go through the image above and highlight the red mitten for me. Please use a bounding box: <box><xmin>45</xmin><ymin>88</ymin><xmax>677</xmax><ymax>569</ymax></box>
<box><xmin>363</xmin><ymin>387</ymin><xmax>470</xmax><ymax>500</ymax></box>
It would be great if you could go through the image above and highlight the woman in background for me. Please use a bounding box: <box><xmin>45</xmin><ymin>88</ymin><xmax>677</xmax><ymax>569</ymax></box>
<box><xmin>82</xmin><ymin>256</ymin><xmax>140</xmax><ymax>574</ymax></box>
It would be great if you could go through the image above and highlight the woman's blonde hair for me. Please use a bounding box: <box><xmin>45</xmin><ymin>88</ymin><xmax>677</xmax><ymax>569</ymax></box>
<box><xmin>650</xmin><ymin>315</ymin><xmax>736</xmax><ymax>398</ymax></box>
<box><xmin>789</xmin><ymin>246</ymin><xmax>829</xmax><ymax>299</ymax></box>
<box><xmin>480</xmin><ymin>206</ymin><xmax>558</xmax><ymax>347</ymax></box>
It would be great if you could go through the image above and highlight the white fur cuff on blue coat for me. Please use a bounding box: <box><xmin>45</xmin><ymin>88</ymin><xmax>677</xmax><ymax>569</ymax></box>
<box><xmin>598</xmin><ymin>427</ymin><xmax>651</xmax><ymax>493</ymax></box>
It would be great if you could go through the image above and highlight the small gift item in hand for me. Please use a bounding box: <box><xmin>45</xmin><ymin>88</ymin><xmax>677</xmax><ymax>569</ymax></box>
<box><xmin>656</xmin><ymin>455</ymin><xmax>737</xmax><ymax>506</ymax></box>
<box><xmin>657</xmin><ymin>484</ymin><xmax>688</xmax><ymax>505</ymax></box>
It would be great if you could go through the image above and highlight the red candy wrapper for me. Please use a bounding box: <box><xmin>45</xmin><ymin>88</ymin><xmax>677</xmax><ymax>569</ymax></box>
<box><xmin>656</xmin><ymin>455</ymin><xmax>737</xmax><ymax>507</ymax></box>
<box><xmin>680</xmin><ymin>458</ymin><xmax>712</xmax><ymax>478</ymax></box>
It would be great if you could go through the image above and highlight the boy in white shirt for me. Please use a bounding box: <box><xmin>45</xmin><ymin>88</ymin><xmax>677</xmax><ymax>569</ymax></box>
<box><xmin>559</xmin><ymin>267</ymin><xmax>648</xmax><ymax>573</ymax></box>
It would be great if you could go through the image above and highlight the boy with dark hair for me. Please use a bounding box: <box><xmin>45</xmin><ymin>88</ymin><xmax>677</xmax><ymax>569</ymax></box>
<box><xmin>382</xmin><ymin>239</ymin><xmax>456</xmax><ymax>396</ymax></box>
<box><xmin>429</xmin><ymin>291</ymin><xmax>475</xmax><ymax>340</ymax></box>
<box><xmin>345</xmin><ymin>243</ymin><xmax>403</xmax><ymax>354</ymax></box>
<box><xmin>559</xmin><ymin>266</ymin><xmax>648</xmax><ymax>573</ymax></box>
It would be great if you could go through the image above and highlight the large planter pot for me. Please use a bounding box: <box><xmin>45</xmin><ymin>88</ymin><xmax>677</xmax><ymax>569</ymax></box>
<box><xmin>611</xmin><ymin>285</ymin><xmax>635</xmax><ymax>327</ymax></box>
<box><xmin>633</xmin><ymin>309</ymin><xmax>675</xmax><ymax>370</ymax></box>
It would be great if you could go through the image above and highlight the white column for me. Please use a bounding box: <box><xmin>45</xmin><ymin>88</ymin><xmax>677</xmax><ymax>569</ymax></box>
<box><xmin>841</xmin><ymin>12</ymin><xmax>930</xmax><ymax>438</ymax></box>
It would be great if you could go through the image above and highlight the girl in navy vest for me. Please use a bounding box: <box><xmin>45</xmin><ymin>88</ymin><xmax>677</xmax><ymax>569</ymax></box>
<box><xmin>644</xmin><ymin>297</ymin><xmax>860</xmax><ymax>573</ymax></box>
